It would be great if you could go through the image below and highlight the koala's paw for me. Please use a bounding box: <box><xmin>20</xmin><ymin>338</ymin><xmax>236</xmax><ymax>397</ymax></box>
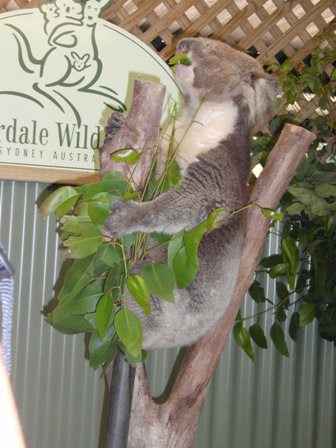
<box><xmin>104</xmin><ymin>112</ymin><xmax>126</xmax><ymax>143</ymax></box>
<box><xmin>104</xmin><ymin>200</ymin><xmax>139</xmax><ymax>238</ymax></box>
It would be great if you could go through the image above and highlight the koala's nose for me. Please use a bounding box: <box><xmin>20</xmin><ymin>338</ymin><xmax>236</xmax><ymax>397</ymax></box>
<box><xmin>176</xmin><ymin>40</ymin><xmax>191</xmax><ymax>54</ymax></box>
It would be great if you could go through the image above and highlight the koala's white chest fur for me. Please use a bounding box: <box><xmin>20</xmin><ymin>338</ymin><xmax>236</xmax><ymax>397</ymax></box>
<box><xmin>174</xmin><ymin>100</ymin><xmax>239</xmax><ymax>172</ymax></box>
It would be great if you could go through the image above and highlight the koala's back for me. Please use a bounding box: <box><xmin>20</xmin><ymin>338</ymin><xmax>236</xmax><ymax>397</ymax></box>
<box><xmin>105</xmin><ymin>37</ymin><xmax>278</xmax><ymax>349</ymax></box>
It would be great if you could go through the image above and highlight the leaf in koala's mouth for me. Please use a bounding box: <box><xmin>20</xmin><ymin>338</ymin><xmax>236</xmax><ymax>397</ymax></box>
<box><xmin>168</xmin><ymin>54</ymin><xmax>192</xmax><ymax>66</ymax></box>
<box><xmin>111</xmin><ymin>148</ymin><xmax>140</xmax><ymax>164</ymax></box>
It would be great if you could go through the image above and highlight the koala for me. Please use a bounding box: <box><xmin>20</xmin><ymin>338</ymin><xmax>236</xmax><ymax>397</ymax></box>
<box><xmin>104</xmin><ymin>37</ymin><xmax>278</xmax><ymax>350</ymax></box>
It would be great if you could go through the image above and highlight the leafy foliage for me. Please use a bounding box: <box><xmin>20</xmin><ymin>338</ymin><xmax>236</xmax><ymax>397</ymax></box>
<box><xmin>41</xmin><ymin>146</ymin><xmax>232</xmax><ymax>368</ymax></box>
<box><xmin>237</xmin><ymin>36</ymin><xmax>336</xmax><ymax>360</ymax></box>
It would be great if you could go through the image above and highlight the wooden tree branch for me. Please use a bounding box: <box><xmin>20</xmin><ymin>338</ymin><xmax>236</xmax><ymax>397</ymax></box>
<box><xmin>100</xmin><ymin>79</ymin><xmax>166</xmax><ymax>190</ymax></box>
<box><xmin>127</xmin><ymin>124</ymin><xmax>316</xmax><ymax>448</ymax></box>
<box><xmin>100</xmin><ymin>80</ymin><xmax>166</xmax><ymax>448</ymax></box>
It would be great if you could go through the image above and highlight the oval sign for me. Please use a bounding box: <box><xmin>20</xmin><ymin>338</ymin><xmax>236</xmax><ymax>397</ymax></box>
<box><xmin>0</xmin><ymin>1</ymin><xmax>180</xmax><ymax>184</ymax></box>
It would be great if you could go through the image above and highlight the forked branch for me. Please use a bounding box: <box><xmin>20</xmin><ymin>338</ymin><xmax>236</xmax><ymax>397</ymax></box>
<box><xmin>100</xmin><ymin>80</ymin><xmax>316</xmax><ymax>448</ymax></box>
<box><xmin>127</xmin><ymin>124</ymin><xmax>316</xmax><ymax>448</ymax></box>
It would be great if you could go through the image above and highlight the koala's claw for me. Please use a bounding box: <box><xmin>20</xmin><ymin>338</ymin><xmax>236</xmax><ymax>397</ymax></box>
<box><xmin>104</xmin><ymin>112</ymin><xmax>126</xmax><ymax>139</ymax></box>
<box><xmin>104</xmin><ymin>200</ymin><xmax>138</xmax><ymax>238</ymax></box>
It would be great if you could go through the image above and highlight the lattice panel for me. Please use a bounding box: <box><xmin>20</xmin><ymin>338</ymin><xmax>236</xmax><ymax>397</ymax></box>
<box><xmin>1</xmin><ymin>0</ymin><xmax>336</xmax><ymax>120</ymax></box>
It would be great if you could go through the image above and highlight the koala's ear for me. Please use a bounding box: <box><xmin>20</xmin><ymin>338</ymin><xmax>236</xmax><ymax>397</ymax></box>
<box><xmin>200</xmin><ymin>39</ymin><xmax>217</xmax><ymax>55</ymax></box>
<box><xmin>250</xmin><ymin>70</ymin><xmax>280</xmax><ymax>91</ymax></box>
<box><xmin>247</xmin><ymin>70</ymin><xmax>281</xmax><ymax>131</ymax></box>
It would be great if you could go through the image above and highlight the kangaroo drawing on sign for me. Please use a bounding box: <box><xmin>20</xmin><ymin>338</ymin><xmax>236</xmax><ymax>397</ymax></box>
<box><xmin>71</xmin><ymin>52</ymin><xmax>90</xmax><ymax>71</ymax></box>
<box><xmin>3</xmin><ymin>0</ymin><xmax>126</xmax><ymax>124</ymax></box>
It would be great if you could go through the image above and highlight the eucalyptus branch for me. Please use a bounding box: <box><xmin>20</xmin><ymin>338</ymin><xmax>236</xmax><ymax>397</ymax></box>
<box><xmin>238</xmin><ymin>288</ymin><xmax>302</xmax><ymax>324</ymax></box>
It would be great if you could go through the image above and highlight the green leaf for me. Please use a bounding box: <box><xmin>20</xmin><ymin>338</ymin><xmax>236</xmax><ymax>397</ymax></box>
<box><xmin>150</xmin><ymin>232</ymin><xmax>172</xmax><ymax>246</ymax></box>
<box><xmin>172</xmin><ymin>247</ymin><xmax>193</xmax><ymax>288</ymax></box>
<box><xmin>121</xmin><ymin>233</ymin><xmax>138</xmax><ymax>249</ymax></box>
<box><xmin>286</xmin><ymin>202</ymin><xmax>305</xmax><ymax>215</ymax></box>
<box><xmin>298</xmin><ymin>303</ymin><xmax>316</xmax><ymax>327</ymax></box>
<box><xmin>206</xmin><ymin>207</ymin><xmax>225</xmax><ymax>231</ymax></box>
<box><xmin>126</xmin><ymin>275</ymin><xmax>151</xmax><ymax>316</ymax></box>
<box><xmin>167</xmin><ymin>232</ymin><xmax>184</xmax><ymax>267</ymax></box>
<box><xmin>63</xmin><ymin>224</ymin><xmax>102</xmax><ymax>259</ymax></box>
<box><xmin>289</xmin><ymin>312</ymin><xmax>300</xmax><ymax>341</ymax></box>
<box><xmin>103</xmin><ymin>264</ymin><xmax>124</xmax><ymax>299</ymax></box>
<box><xmin>88</xmin><ymin>201</ymin><xmax>111</xmax><ymax>225</ymax></box>
<box><xmin>97</xmin><ymin>244</ymin><xmax>121</xmax><ymax>266</ymax></box>
<box><xmin>51</xmin><ymin>253</ymin><xmax>107</xmax><ymax>326</ymax></box>
<box><xmin>71</xmin><ymin>280</ymin><xmax>104</xmax><ymax>314</ymax></box>
<box><xmin>111</xmin><ymin>149</ymin><xmax>140</xmax><ymax>164</ymax></box>
<box><xmin>233</xmin><ymin>322</ymin><xmax>255</xmax><ymax>361</ymax></box>
<box><xmin>249</xmin><ymin>323</ymin><xmax>268</xmax><ymax>349</ymax></box>
<box><xmin>270</xmin><ymin>322</ymin><xmax>289</xmax><ymax>357</ymax></box>
<box><xmin>124</xmin><ymin>349</ymin><xmax>147</xmax><ymax>368</ymax></box>
<box><xmin>169</xmin><ymin>221</ymin><xmax>207</xmax><ymax>288</ymax></box>
<box><xmin>123</xmin><ymin>191</ymin><xmax>141</xmax><ymax>200</ymax></box>
<box><xmin>276</xmin><ymin>307</ymin><xmax>287</xmax><ymax>322</ymax></box>
<box><xmin>249</xmin><ymin>281</ymin><xmax>266</xmax><ymax>303</ymax></box>
<box><xmin>281</xmin><ymin>237</ymin><xmax>299</xmax><ymax>289</ymax></box>
<box><xmin>114</xmin><ymin>309</ymin><xmax>143</xmax><ymax>358</ymax></box>
<box><xmin>275</xmin><ymin>281</ymin><xmax>290</xmax><ymax>322</ymax></box>
<box><xmin>96</xmin><ymin>294</ymin><xmax>114</xmax><ymax>340</ymax></box>
<box><xmin>331</xmin><ymin>67</ymin><xmax>336</xmax><ymax>81</ymax></box>
<box><xmin>302</xmin><ymin>73</ymin><xmax>321</xmax><ymax>89</ymax></box>
<box><xmin>276</xmin><ymin>281</ymin><xmax>290</xmax><ymax>302</ymax></box>
<box><xmin>76</xmin><ymin>172</ymin><xmax>128</xmax><ymax>199</ymax></box>
<box><xmin>310</xmin><ymin>197</ymin><xmax>330</xmax><ymax>216</ymax></box>
<box><xmin>74</xmin><ymin>200</ymin><xmax>89</xmax><ymax>218</ymax></box>
<box><xmin>281</xmin><ymin>58</ymin><xmax>292</xmax><ymax>71</ymax></box>
<box><xmin>168</xmin><ymin>53</ymin><xmax>192</xmax><ymax>66</ymax></box>
<box><xmin>167</xmin><ymin>159</ymin><xmax>181</xmax><ymax>187</ymax></box>
<box><xmin>262</xmin><ymin>208</ymin><xmax>284</xmax><ymax>221</ymax></box>
<box><xmin>287</xmin><ymin>186</ymin><xmax>316</xmax><ymax>206</ymax></box>
<box><xmin>58</xmin><ymin>255</ymin><xmax>96</xmax><ymax>300</ymax></box>
<box><xmin>60</xmin><ymin>216</ymin><xmax>90</xmax><ymax>240</ymax></box>
<box><xmin>318</xmin><ymin>307</ymin><xmax>336</xmax><ymax>341</ymax></box>
<box><xmin>311</xmin><ymin>255</ymin><xmax>327</xmax><ymax>302</ymax></box>
<box><xmin>48</xmin><ymin>313</ymin><xmax>94</xmax><ymax>334</ymax></box>
<box><xmin>40</xmin><ymin>186</ymin><xmax>79</xmax><ymax>218</ymax></box>
<box><xmin>101</xmin><ymin>172</ymin><xmax>129</xmax><ymax>193</ymax></box>
<box><xmin>318</xmin><ymin>96</ymin><xmax>327</xmax><ymax>110</ymax></box>
<box><xmin>315</xmin><ymin>183</ymin><xmax>336</xmax><ymax>198</ymax></box>
<box><xmin>259</xmin><ymin>254</ymin><xmax>283</xmax><ymax>268</ymax></box>
<box><xmin>88</xmin><ymin>328</ymin><xmax>117</xmax><ymax>368</ymax></box>
<box><xmin>140</xmin><ymin>263</ymin><xmax>175</xmax><ymax>302</ymax></box>
<box><xmin>270</xmin><ymin>263</ymin><xmax>286</xmax><ymax>278</ymax></box>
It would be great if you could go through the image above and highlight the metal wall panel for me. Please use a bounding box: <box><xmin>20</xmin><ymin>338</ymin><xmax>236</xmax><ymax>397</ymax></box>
<box><xmin>0</xmin><ymin>180</ymin><xmax>105</xmax><ymax>448</ymax></box>
<box><xmin>0</xmin><ymin>179</ymin><xmax>335</xmax><ymax>448</ymax></box>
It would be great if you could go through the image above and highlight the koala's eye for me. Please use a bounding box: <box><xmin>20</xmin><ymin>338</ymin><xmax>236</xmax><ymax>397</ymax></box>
<box><xmin>179</xmin><ymin>43</ymin><xmax>188</xmax><ymax>53</ymax></box>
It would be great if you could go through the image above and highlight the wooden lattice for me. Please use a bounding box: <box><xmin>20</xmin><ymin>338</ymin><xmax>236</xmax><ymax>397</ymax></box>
<box><xmin>0</xmin><ymin>0</ymin><xmax>336</xmax><ymax>120</ymax></box>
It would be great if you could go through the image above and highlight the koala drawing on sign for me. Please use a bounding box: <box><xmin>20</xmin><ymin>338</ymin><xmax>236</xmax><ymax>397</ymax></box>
<box><xmin>104</xmin><ymin>37</ymin><xmax>278</xmax><ymax>350</ymax></box>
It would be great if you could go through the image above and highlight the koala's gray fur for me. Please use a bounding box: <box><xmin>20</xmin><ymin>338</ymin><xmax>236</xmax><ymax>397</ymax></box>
<box><xmin>104</xmin><ymin>37</ymin><xmax>278</xmax><ymax>349</ymax></box>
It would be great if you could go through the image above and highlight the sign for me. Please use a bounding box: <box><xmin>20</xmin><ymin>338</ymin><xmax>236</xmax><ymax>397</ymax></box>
<box><xmin>0</xmin><ymin>0</ymin><xmax>180</xmax><ymax>184</ymax></box>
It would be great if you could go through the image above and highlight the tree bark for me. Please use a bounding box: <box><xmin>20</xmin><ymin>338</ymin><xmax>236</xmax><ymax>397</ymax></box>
<box><xmin>100</xmin><ymin>79</ymin><xmax>166</xmax><ymax>191</ymax></box>
<box><xmin>127</xmin><ymin>124</ymin><xmax>316</xmax><ymax>448</ymax></box>
<box><xmin>100</xmin><ymin>80</ymin><xmax>166</xmax><ymax>448</ymax></box>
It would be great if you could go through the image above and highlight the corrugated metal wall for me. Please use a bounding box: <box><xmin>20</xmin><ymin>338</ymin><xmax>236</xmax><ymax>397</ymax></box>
<box><xmin>0</xmin><ymin>179</ymin><xmax>335</xmax><ymax>448</ymax></box>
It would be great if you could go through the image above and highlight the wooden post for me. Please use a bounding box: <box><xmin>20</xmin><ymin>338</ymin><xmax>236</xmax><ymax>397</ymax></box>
<box><xmin>99</xmin><ymin>79</ymin><xmax>166</xmax><ymax>448</ymax></box>
<box><xmin>127</xmin><ymin>124</ymin><xmax>316</xmax><ymax>448</ymax></box>
<box><xmin>100</xmin><ymin>79</ymin><xmax>166</xmax><ymax>190</ymax></box>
